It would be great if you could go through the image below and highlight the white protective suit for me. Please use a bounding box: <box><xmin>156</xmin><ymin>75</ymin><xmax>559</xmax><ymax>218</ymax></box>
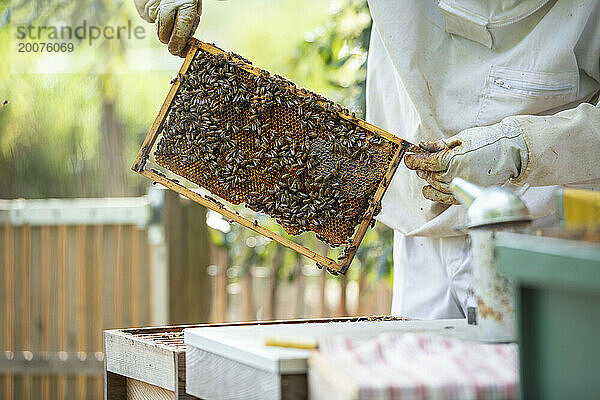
<box><xmin>366</xmin><ymin>0</ymin><xmax>600</xmax><ymax>319</ymax></box>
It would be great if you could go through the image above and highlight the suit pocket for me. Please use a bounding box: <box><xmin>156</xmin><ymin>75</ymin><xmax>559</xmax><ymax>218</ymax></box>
<box><xmin>475</xmin><ymin>66</ymin><xmax>578</xmax><ymax>126</ymax></box>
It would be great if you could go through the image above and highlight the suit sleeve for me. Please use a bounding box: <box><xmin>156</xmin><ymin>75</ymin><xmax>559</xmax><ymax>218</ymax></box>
<box><xmin>507</xmin><ymin>101</ymin><xmax>600</xmax><ymax>187</ymax></box>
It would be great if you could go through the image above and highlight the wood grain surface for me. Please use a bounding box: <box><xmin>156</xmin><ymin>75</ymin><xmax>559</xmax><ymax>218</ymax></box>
<box><xmin>126</xmin><ymin>378</ymin><xmax>176</xmax><ymax>400</ymax></box>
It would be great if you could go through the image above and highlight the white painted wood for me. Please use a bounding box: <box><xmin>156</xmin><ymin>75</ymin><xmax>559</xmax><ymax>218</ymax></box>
<box><xmin>2</xmin><ymin>197</ymin><xmax>151</xmax><ymax>227</ymax></box>
<box><xmin>104</xmin><ymin>330</ymin><xmax>180</xmax><ymax>391</ymax></box>
<box><xmin>184</xmin><ymin>319</ymin><xmax>471</xmax><ymax>375</ymax></box>
<box><xmin>186</xmin><ymin>346</ymin><xmax>281</xmax><ymax>400</ymax></box>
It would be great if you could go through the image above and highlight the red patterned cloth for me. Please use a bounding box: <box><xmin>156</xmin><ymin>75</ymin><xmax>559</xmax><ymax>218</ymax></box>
<box><xmin>317</xmin><ymin>333</ymin><xmax>518</xmax><ymax>400</ymax></box>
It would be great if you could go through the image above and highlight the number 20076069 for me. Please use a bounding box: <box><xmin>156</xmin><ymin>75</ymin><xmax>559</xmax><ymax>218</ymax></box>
<box><xmin>18</xmin><ymin>42</ymin><xmax>74</xmax><ymax>52</ymax></box>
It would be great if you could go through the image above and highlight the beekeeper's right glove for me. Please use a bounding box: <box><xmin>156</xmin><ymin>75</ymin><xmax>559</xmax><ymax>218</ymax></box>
<box><xmin>134</xmin><ymin>0</ymin><xmax>202</xmax><ymax>57</ymax></box>
<box><xmin>404</xmin><ymin>119</ymin><xmax>529</xmax><ymax>205</ymax></box>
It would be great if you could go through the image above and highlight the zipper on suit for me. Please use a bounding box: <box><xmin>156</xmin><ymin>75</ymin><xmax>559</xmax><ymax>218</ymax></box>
<box><xmin>493</xmin><ymin>78</ymin><xmax>574</xmax><ymax>96</ymax></box>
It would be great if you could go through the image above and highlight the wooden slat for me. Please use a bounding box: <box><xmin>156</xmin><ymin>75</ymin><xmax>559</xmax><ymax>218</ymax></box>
<box><xmin>94</xmin><ymin>225</ymin><xmax>105</xmax><ymax>400</ymax></box>
<box><xmin>131</xmin><ymin>227</ymin><xmax>140</xmax><ymax>326</ymax></box>
<box><xmin>149</xmin><ymin>239</ymin><xmax>168</xmax><ymax>325</ymax></box>
<box><xmin>114</xmin><ymin>225</ymin><xmax>122</xmax><ymax>328</ymax></box>
<box><xmin>140</xmin><ymin>230</ymin><xmax>152</xmax><ymax>326</ymax></box>
<box><xmin>77</xmin><ymin>225</ymin><xmax>88</xmax><ymax>399</ymax></box>
<box><xmin>22</xmin><ymin>225</ymin><xmax>31</xmax><ymax>399</ymax></box>
<box><xmin>103</xmin><ymin>226</ymin><xmax>116</xmax><ymax>331</ymax></box>
<box><xmin>57</xmin><ymin>225</ymin><xmax>67</xmax><ymax>399</ymax></box>
<box><xmin>48</xmin><ymin>226</ymin><xmax>60</xmax><ymax>400</ymax></box>
<box><xmin>120</xmin><ymin>226</ymin><xmax>133</xmax><ymax>327</ymax></box>
<box><xmin>41</xmin><ymin>226</ymin><xmax>51</xmax><ymax>400</ymax></box>
<box><xmin>4</xmin><ymin>224</ymin><xmax>14</xmax><ymax>399</ymax></box>
<box><xmin>30</xmin><ymin>226</ymin><xmax>42</xmax><ymax>400</ymax></box>
<box><xmin>84</xmin><ymin>226</ymin><xmax>99</xmax><ymax>399</ymax></box>
<box><xmin>65</xmin><ymin>226</ymin><xmax>78</xmax><ymax>398</ymax></box>
<box><xmin>94</xmin><ymin>225</ymin><xmax>104</xmax><ymax>349</ymax></box>
<box><xmin>0</xmin><ymin>224</ymin><xmax>5</xmax><ymax>398</ymax></box>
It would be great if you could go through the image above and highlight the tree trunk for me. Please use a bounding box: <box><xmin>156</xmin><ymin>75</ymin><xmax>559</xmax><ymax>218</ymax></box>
<box><xmin>293</xmin><ymin>260</ymin><xmax>305</xmax><ymax>318</ymax></box>
<box><xmin>337</xmin><ymin>273</ymin><xmax>348</xmax><ymax>317</ymax></box>
<box><xmin>98</xmin><ymin>74</ymin><xmax>128</xmax><ymax>197</ymax></box>
<box><xmin>242</xmin><ymin>269</ymin><xmax>255</xmax><ymax>321</ymax></box>
<box><xmin>267</xmin><ymin>246</ymin><xmax>284</xmax><ymax>320</ymax></box>
<box><xmin>163</xmin><ymin>190</ymin><xmax>212</xmax><ymax>324</ymax></box>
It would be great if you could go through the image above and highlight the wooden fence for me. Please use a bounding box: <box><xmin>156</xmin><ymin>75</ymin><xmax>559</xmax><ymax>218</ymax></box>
<box><xmin>0</xmin><ymin>198</ymin><xmax>156</xmax><ymax>399</ymax></box>
<box><xmin>0</xmin><ymin>191</ymin><xmax>213</xmax><ymax>400</ymax></box>
<box><xmin>0</xmin><ymin>190</ymin><xmax>391</xmax><ymax>399</ymax></box>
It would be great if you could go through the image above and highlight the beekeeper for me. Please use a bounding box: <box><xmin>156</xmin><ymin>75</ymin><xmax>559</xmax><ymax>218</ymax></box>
<box><xmin>134</xmin><ymin>0</ymin><xmax>600</xmax><ymax>319</ymax></box>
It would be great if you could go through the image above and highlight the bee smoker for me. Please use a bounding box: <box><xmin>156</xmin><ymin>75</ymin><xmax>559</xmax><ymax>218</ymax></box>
<box><xmin>450</xmin><ymin>178</ymin><xmax>532</xmax><ymax>342</ymax></box>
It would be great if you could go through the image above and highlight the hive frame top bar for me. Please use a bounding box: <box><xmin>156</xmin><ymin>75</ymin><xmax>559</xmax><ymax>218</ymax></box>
<box><xmin>132</xmin><ymin>38</ymin><xmax>416</xmax><ymax>274</ymax></box>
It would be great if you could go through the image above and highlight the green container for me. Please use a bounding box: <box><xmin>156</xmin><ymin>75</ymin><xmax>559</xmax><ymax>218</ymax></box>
<box><xmin>495</xmin><ymin>232</ymin><xmax>600</xmax><ymax>399</ymax></box>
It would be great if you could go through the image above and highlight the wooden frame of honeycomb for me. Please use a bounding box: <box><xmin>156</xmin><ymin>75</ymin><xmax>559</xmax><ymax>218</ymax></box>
<box><xmin>132</xmin><ymin>39</ymin><xmax>419</xmax><ymax>274</ymax></box>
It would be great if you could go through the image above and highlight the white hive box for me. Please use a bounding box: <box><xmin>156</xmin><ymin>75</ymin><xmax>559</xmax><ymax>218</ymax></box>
<box><xmin>184</xmin><ymin>318</ymin><xmax>470</xmax><ymax>400</ymax></box>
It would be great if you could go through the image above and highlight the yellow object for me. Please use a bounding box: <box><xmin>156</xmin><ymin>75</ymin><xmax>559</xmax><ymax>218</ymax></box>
<box><xmin>264</xmin><ymin>336</ymin><xmax>318</xmax><ymax>350</ymax></box>
<box><xmin>563</xmin><ymin>188</ymin><xmax>600</xmax><ymax>229</ymax></box>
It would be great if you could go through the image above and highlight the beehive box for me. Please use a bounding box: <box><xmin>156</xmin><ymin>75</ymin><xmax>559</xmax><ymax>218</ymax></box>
<box><xmin>103</xmin><ymin>318</ymin><xmax>400</xmax><ymax>400</ymax></box>
<box><xmin>182</xmin><ymin>318</ymin><xmax>481</xmax><ymax>400</ymax></box>
<box><xmin>104</xmin><ymin>324</ymin><xmax>192</xmax><ymax>399</ymax></box>
<box><xmin>132</xmin><ymin>39</ymin><xmax>419</xmax><ymax>273</ymax></box>
<box><xmin>495</xmin><ymin>231</ymin><xmax>600</xmax><ymax>399</ymax></box>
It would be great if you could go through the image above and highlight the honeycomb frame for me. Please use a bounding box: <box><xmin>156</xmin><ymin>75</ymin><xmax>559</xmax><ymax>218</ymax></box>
<box><xmin>132</xmin><ymin>39</ymin><xmax>418</xmax><ymax>274</ymax></box>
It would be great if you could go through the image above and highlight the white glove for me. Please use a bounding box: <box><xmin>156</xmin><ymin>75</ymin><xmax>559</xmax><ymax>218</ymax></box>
<box><xmin>134</xmin><ymin>0</ymin><xmax>202</xmax><ymax>57</ymax></box>
<box><xmin>404</xmin><ymin>119</ymin><xmax>529</xmax><ymax>205</ymax></box>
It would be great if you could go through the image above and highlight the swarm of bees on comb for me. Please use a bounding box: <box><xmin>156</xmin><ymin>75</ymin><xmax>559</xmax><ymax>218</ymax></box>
<box><xmin>152</xmin><ymin>45</ymin><xmax>401</xmax><ymax>273</ymax></box>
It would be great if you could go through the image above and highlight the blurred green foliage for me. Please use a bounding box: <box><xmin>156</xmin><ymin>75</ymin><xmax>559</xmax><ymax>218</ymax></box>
<box><xmin>288</xmin><ymin>0</ymin><xmax>372</xmax><ymax>117</ymax></box>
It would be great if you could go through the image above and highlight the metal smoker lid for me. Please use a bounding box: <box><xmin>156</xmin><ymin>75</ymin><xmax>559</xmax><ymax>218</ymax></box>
<box><xmin>450</xmin><ymin>178</ymin><xmax>532</xmax><ymax>229</ymax></box>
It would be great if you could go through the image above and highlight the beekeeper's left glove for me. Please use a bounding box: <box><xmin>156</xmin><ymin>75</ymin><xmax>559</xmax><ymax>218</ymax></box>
<box><xmin>404</xmin><ymin>119</ymin><xmax>529</xmax><ymax>205</ymax></box>
<box><xmin>134</xmin><ymin>0</ymin><xmax>202</xmax><ymax>57</ymax></box>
